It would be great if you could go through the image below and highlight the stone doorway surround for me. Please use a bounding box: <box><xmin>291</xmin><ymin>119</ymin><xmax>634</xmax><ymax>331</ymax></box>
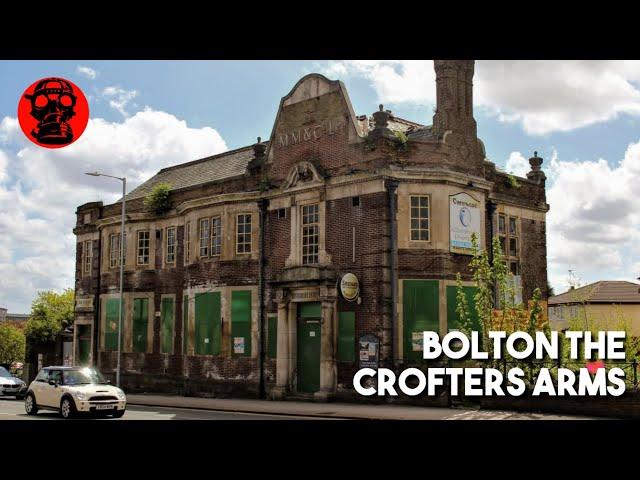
<box><xmin>270</xmin><ymin>269</ymin><xmax>338</xmax><ymax>402</ymax></box>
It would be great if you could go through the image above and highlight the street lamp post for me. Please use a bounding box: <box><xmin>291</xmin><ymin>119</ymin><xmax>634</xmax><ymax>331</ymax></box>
<box><xmin>86</xmin><ymin>171</ymin><xmax>126</xmax><ymax>388</ymax></box>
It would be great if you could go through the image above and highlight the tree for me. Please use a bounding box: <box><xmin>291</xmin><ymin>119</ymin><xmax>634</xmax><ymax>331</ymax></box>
<box><xmin>0</xmin><ymin>323</ymin><xmax>26</xmax><ymax>364</ymax></box>
<box><xmin>25</xmin><ymin>289</ymin><xmax>75</xmax><ymax>343</ymax></box>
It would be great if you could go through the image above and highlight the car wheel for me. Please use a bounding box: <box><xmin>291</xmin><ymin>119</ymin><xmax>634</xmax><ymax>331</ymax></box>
<box><xmin>60</xmin><ymin>397</ymin><xmax>76</xmax><ymax>419</ymax></box>
<box><xmin>112</xmin><ymin>410</ymin><xmax>125</xmax><ymax>418</ymax></box>
<box><xmin>24</xmin><ymin>393</ymin><xmax>38</xmax><ymax>415</ymax></box>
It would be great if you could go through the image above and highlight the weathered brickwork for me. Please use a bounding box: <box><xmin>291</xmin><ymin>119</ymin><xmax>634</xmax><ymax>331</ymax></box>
<box><xmin>73</xmin><ymin>61</ymin><xmax>549</xmax><ymax>402</ymax></box>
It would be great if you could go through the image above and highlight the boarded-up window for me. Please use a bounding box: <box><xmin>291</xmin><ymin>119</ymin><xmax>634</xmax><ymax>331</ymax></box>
<box><xmin>231</xmin><ymin>290</ymin><xmax>252</xmax><ymax>357</ymax></box>
<box><xmin>104</xmin><ymin>298</ymin><xmax>121</xmax><ymax>351</ymax></box>
<box><xmin>161</xmin><ymin>297</ymin><xmax>174</xmax><ymax>354</ymax></box>
<box><xmin>403</xmin><ymin>280</ymin><xmax>439</xmax><ymax>362</ymax></box>
<box><xmin>132</xmin><ymin>298</ymin><xmax>149</xmax><ymax>353</ymax></box>
<box><xmin>267</xmin><ymin>314</ymin><xmax>277</xmax><ymax>359</ymax></box>
<box><xmin>194</xmin><ymin>292</ymin><xmax>221</xmax><ymax>355</ymax></box>
<box><xmin>183</xmin><ymin>295</ymin><xmax>189</xmax><ymax>355</ymax></box>
<box><xmin>446</xmin><ymin>285</ymin><xmax>480</xmax><ymax>333</ymax></box>
<box><xmin>337</xmin><ymin>311</ymin><xmax>356</xmax><ymax>362</ymax></box>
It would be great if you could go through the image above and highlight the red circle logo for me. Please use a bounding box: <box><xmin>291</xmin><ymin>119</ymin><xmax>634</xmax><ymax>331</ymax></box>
<box><xmin>18</xmin><ymin>77</ymin><xmax>89</xmax><ymax>149</ymax></box>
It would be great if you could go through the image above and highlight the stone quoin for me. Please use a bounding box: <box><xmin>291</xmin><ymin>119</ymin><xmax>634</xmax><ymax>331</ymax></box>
<box><xmin>72</xmin><ymin>60</ymin><xmax>549</xmax><ymax>402</ymax></box>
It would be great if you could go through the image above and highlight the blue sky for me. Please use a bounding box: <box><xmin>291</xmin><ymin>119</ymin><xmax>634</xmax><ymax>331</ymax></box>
<box><xmin>1</xmin><ymin>60</ymin><xmax>639</xmax><ymax>312</ymax></box>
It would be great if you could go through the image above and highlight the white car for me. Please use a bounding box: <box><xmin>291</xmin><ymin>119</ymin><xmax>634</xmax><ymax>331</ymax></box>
<box><xmin>1</xmin><ymin>366</ymin><xmax>27</xmax><ymax>399</ymax></box>
<box><xmin>24</xmin><ymin>366</ymin><xmax>126</xmax><ymax>419</ymax></box>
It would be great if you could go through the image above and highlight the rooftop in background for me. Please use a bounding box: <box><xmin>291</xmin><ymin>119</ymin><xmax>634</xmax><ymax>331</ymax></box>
<box><xmin>549</xmin><ymin>281</ymin><xmax>640</xmax><ymax>305</ymax></box>
<box><xmin>0</xmin><ymin>308</ymin><xmax>29</xmax><ymax>322</ymax></box>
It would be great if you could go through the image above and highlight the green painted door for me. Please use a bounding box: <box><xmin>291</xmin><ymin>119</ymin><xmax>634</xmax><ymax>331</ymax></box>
<box><xmin>297</xmin><ymin>302</ymin><xmax>321</xmax><ymax>393</ymax></box>
<box><xmin>133</xmin><ymin>298</ymin><xmax>149</xmax><ymax>353</ymax></box>
<box><xmin>194</xmin><ymin>292</ymin><xmax>221</xmax><ymax>355</ymax></box>
<box><xmin>161</xmin><ymin>297</ymin><xmax>174</xmax><ymax>354</ymax></box>
<box><xmin>403</xmin><ymin>280</ymin><xmax>439</xmax><ymax>362</ymax></box>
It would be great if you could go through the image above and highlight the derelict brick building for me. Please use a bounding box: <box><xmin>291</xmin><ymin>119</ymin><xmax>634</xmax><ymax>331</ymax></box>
<box><xmin>72</xmin><ymin>60</ymin><xmax>549</xmax><ymax>401</ymax></box>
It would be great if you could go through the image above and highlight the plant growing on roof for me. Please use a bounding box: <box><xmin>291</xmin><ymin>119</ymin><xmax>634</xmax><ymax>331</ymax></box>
<box><xmin>506</xmin><ymin>174</ymin><xmax>521</xmax><ymax>188</ymax></box>
<box><xmin>393</xmin><ymin>130</ymin><xmax>408</xmax><ymax>151</ymax></box>
<box><xmin>144</xmin><ymin>182</ymin><xmax>172</xmax><ymax>215</ymax></box>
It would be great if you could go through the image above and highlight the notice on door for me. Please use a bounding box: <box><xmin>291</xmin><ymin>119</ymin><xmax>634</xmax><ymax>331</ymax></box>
<box><xmin>234</xmin><ymin>337</ymin><xmax>245</xmax><ymax>354</ymax></box>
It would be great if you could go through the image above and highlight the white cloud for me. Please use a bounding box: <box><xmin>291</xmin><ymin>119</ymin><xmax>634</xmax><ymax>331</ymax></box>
<box><xmin>0</xmin><ymin>109</ymin><xmax>227</xmax><ymax>312</ymax></box>
<box><xmin>542</xmin><ymin>144</ymin><xmax>640</xmax><ymax>293</ymax></box>
<box><xmin>102</xmin><ymin>86</ymin><xmax>139</xmax><ymax>117</ymax></box>
<box><xmin>325</xmin><ymin>60</ymin><xmax>640</xmax><ymax>135</ymax></box>
<box><xmin>504</xmin><ymin>151</ymin><xmax>529</xmax><ymax>177</ymax></box>
<box><xmin>76</xmin><ymin>65</ymin><xmax>97</xmax><ymax>80</ymax></box>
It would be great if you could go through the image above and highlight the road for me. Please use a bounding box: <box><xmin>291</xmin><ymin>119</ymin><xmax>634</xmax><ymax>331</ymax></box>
<box><xmin>0</xmin><ymin>397</ymin><xmax>330</xmax><ymax>420</ymax></box>
<box><xmin>0</xmin><ymin>397</ymin><xmax>595</xmax><ymax>420</ymax></box>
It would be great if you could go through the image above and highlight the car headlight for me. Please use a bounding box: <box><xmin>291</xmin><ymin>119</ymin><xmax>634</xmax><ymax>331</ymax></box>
<box><xmin>116</xmin><ymin>389</ymin><xmax>126</xmax><ymax>400</ymax></box>
<box><xmin>74</xmin><ymin>391</ymin><xmax>87</xmax><ymax>400</ymax></box>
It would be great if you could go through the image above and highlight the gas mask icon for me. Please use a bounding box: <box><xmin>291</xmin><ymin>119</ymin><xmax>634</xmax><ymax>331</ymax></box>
<box><xmin>23</xmin><ymin>77</ymin><xmax>77</xmax><ymax>145</ymax></box>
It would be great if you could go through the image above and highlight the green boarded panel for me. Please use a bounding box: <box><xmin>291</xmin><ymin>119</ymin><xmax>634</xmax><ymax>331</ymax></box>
<box><xmin>337</xmin><ymin>312</ymin><xmax>356</xmax><ymax>362</ymax></box>
<box><xmin>403</xmin><ymin>280</ymin><xmax>439</xmax><ymax>362</ymax></box>
<box><xmin>231</xmin><ymin>290</ymin><xmax>252</xmax><ymax>357</ymax></box>
<box><xmin>299</xmin><ymin>302</ymin><xmax>321</xmax><ymax>318</ymax></box>
<box><xmin>133</xmin><ymin>298</ymin><xmax>149</xmax><ymax>353</ymax></box>
<box><xmin>183</xmin><ymin>295</ymin><xmax>188</xmax><ymax>355</ymax></box>
<box><xmin>446</xmin><ymin>286</ymin><xmax>480</xmax><ymax>333</ymax></box>
<box><xmin>161</xmin><ymin>297</ymin><xmax>174</xmax><ymax>354</ymax></box>
<box><xmin>267</xmin><ymin>315</ymin><xmax>278</xmax><ymax>359</ymax></box>
<box><xmin>104</xmin><ymin>298</ymin><xmax>121</xmax><ymax>351</ymax></box>
<box><xmin>195</xmin><ymin>292</ymin><xmax>221</xmax><ymax>355</ymax></box>
<box><xmin>78</xmin><ymin>339</ymin><xmax>90</xmax><ymax>364</ymax></box>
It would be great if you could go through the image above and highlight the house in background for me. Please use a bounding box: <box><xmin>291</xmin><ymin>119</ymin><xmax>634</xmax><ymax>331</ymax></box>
<box><xmin>548</xmin><ymin>281</ymin><xmax>640</xmax><ymax>335</ymax></box>
<box><xmin>0</xmin><ymin>307</ymin><xmax>29</xmax><ymax>327</ymax></box>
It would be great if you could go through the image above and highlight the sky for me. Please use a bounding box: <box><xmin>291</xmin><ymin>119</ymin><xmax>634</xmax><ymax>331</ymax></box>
<box><xmin>0</xmin><ymin>60</ymin><xmax>639</xmax><ymax>312</ymax></box>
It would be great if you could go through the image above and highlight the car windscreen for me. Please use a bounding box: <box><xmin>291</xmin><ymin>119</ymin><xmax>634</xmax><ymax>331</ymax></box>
<box><xmin>0</xmin><ymin>366</ymin><xmax>11</xmax><ymax>378</ymax></box>
<box><xmin>62</xmin><ymin>368</ymin><xmax>107</xmax><ymax>385</ymax></box>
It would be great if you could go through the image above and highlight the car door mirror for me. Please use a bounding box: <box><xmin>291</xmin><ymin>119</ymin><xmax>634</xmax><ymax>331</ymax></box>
<box><xmin>48</xmin><ymin>379</ymin><xmax>58</xmax><ymax>387</ymax></box>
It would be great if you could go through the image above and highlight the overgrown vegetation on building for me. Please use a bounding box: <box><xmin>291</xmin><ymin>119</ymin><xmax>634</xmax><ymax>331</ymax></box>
<box><xmin>144</xmin><ymin>182</ymin><xmax>172</xmax><ymax>215</ymax></box>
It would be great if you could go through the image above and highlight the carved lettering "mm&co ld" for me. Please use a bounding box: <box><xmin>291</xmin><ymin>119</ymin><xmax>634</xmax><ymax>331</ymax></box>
<box><xmin>278</xmin><ymin>118</ymin><xmax>346</xmax><ymax>148</ymax></box>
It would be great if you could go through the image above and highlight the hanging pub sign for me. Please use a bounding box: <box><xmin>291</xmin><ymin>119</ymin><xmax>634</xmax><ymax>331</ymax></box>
<box><xmin>449</xmin><ymin>192</ymin><xmax>481</xmax><ymax>255</ymax></box>
<box><xmin>340</xmin><ymin>273</ymin><xmax>360</xmax><ymax>302</ymax></box>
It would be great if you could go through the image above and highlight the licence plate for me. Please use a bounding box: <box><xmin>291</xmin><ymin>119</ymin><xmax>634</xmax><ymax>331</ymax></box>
<box><xmin>96</xmin><ymin>404</ymin><xmax>115</xmax><ymax>410</ymax></box>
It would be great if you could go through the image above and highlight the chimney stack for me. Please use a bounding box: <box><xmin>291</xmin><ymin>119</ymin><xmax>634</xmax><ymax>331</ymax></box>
<box><xmin>432</xmin><ymin>60</ymin><xmax>477</xmax><ymax>138</ymax></box>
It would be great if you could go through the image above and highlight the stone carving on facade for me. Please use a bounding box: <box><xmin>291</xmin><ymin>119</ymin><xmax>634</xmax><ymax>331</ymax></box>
<box><xmin>283</xmin><ymin>160</ymin><xmax>323</xmax><ymax>189</ymax></box>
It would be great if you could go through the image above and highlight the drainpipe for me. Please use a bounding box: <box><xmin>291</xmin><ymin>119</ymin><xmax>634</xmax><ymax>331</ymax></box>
<box><xmin>486</xmin><ymin>200</ymin><xmax>497</xmax><ymax>305</ymax></box>
<box><xmin>93</xmin><ymin>230</ymin><xmax>102</xmax><ymax>368</ymax></box>
<box><xmin>386</xmin><ymin>180</ymin><xmax>399</xmax><ymax>369</ymax></box>
<box><xmin>257</xmin><ymin>198</ymin><xmax>269</xmax><ymax>399</ymax></box>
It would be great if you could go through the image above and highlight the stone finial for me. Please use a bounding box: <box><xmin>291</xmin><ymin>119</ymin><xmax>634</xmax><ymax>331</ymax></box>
<box><xmin>370</xmin><ymin>104</ymin><xmax>394</xmax><ymax>140</ymax></box>
<box><xmin>527</xmin><ymin>150</ymin><xmax>546</xmax><ymax>183</ymax></box>
<box><xmin>253</xmin><ymin>136</ymin><xmax>266</xmax><ymax>159</ymax></box>
<box><xmin>248</xmin><ymin>136</ymin><xmax>267</xmax><ymax>176</ymax></box>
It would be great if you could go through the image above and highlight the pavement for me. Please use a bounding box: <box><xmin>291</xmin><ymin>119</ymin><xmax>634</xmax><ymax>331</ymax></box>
<box><xmin>125</xmin><ymin>394</ymin><xmax>595</xmax><ymax>420</ymax></box>
<box><xmin>0</xmin><ymin>394</ymin><xmax>598</xmax><ymax>420</ymax></box>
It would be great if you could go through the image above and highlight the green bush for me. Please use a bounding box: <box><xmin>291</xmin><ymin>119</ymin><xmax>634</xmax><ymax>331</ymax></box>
<box><xmin>144</xmin><ymin>182</ymin><xmax>172</xmax><ymax>214</ymax></box>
